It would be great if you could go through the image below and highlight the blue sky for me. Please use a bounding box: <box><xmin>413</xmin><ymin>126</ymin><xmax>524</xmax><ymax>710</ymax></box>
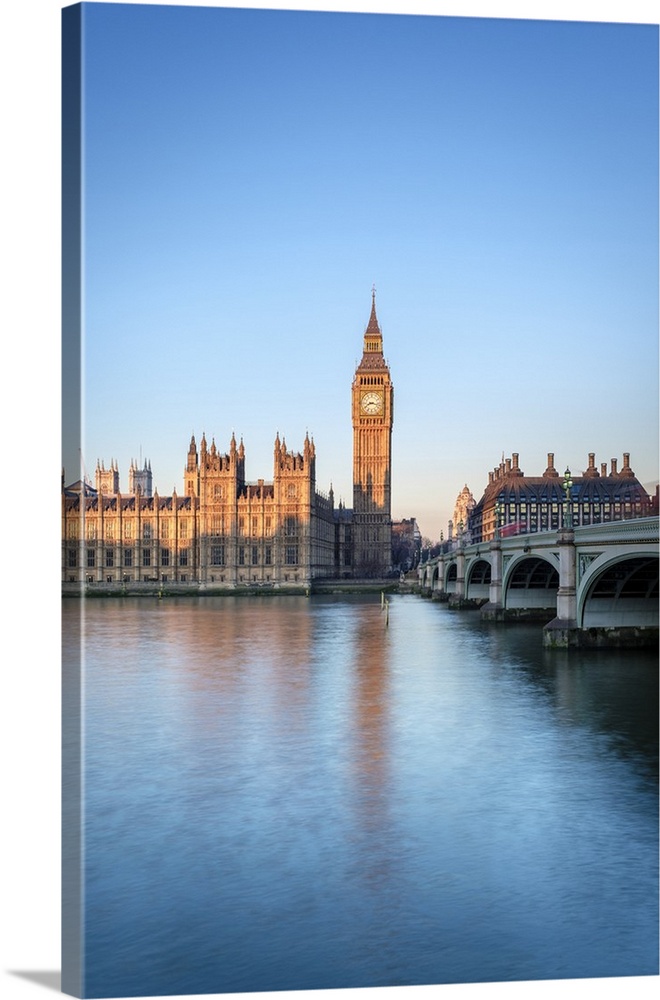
<box><xmin>70</xmin><ymin>0</ymin><xmax>658</xmax><ymax>540</ymax></box>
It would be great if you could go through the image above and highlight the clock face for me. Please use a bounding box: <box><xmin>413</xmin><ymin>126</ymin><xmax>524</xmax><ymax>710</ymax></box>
<box><xmin>361</xmin><ymin>391</ymin><xmax>383</xmax><ymax>415</ymax></box>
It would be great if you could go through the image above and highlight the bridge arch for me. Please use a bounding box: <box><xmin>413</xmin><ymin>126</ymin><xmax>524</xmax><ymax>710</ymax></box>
<box><xmin>503</xmin><ymin>554</ymin><xmax>559</xmax><ymax>613</ymax></box>
<box><xmin>466</xmin><ymin>558</ymin><xmax>491</xmax><ymax>602</ymax></box>
<box><xmin>578</xmin><ymin>553</ymin><xmax>659</xmax><ymax>628</ymax></box>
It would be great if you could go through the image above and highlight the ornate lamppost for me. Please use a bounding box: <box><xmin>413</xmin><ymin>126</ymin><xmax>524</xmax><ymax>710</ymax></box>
<box><xmin>562</xmin><ymin>467</ymin><xmax>573</xmax><ymax>529</ymax></box>
<box><xmin>494</xmin><ymin>500</ymin><xmax>502</xmax><ymax>539</ymax></box>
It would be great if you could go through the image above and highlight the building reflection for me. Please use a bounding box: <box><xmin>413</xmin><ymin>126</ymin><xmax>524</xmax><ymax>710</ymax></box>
<box><xmin>157</xmin><ymin>597</ymin><xmax>315</xmax><ymax>741</ymax></box>
<box><xmin>345</xmin><ymin>600</ymin><xmax>395</xmax><ymax>889</ymax></box>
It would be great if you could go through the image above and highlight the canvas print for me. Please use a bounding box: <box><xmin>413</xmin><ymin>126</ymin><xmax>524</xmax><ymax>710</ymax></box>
<box><xmin>61</xmin><ymin>2</ymin><xmax>659</xmax><ymax>998</ymax></box>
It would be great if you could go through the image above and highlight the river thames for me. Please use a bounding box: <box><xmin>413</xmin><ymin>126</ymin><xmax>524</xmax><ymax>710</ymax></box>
<box><xmin>63</xmin><ymin>594</ymin><xmax>658</xmax><ymax>997</ymax></box>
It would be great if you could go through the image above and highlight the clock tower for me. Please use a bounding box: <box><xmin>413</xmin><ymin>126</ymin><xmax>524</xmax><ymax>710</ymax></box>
<box><xmin>352</xmin><ymin>288</ymin><xmax>394</xmax><ymax>577</ymax></box>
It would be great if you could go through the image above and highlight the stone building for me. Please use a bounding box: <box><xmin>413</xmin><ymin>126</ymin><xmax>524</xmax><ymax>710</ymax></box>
<box><xmin>448</xmin><ymin>485</ymin><xmax>476</xmax><ymax>541</ymax></box>
<box><xmin>391</xmin><ymin>518</ymin><xmax>421</xmax><ymax>573</ymax></box>
<box><xmin>63</xmin><ymin>432</ymin><xmax>337</xmax><ymax>589</ymax></box>
<box><xmin>62</xmin><ymin>293</ymin><xmax>395</xmax><ymax>588</ymax></box>
<box><xmin>467</xmin><ymin>451</ymin><xmax>653</xmax><ymax>544</ymax></box>
<box><xmin>95</xmin><ymin>457</ymin><xmax>152</xmax><ymax>497</ymax></box>
<box><xmin>351</xmin><ymin>288</ymin><xmax>394</xmax><ymax>577</ymax></box>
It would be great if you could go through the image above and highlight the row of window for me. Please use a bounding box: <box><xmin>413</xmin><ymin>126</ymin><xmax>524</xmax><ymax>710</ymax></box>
<box><xmin>66</xmin><ymin>520</ymin><xmax>192</xmax><ymax>541</ymax></box>
<box><xmin>67</xmin><ymin>547</ymin><xmax>190</xmax><ymax>569</ymax></box>
<box><xmin>209</xmin><ymin>515</ymin><xmax>301</xmax><ymax>537</ymax></box>
<box><xmin>210</xmin><ymin>545</ymin><xmax>299</xmax><ymax>567</ymax></box>
<box><xmin>68</xmin><ymin>543</ymin><xmax>302</xmax><ymax>570</ymax></box>
<box><xmin>482</xmin><ymin>502</ymin><xmax>647</xmax><ymax>535</ymax></box>
<box><xmin>496</xmin><ymin>492</ymin><xmax>645</xmax><ymax>505</ymax></box>
<box><xmin>210</xmin><ymin>483</ymin><xmax>299</xmax><ymax>500</ymax></box>
<box><xmin>68</xmin><ymin>516</ymin><xmax>308</xmax><ymax>541</ymax></box>
<box><xmin>495</xmin><ymin>501</ymin><xmax>644</xmax><ymax>517</ymax></box>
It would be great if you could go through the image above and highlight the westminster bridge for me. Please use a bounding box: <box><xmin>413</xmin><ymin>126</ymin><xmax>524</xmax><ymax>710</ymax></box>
<box><xmin>418</xmin><ymin>516</ymin><xmax>659</xmax><ymax>648</ymax></box>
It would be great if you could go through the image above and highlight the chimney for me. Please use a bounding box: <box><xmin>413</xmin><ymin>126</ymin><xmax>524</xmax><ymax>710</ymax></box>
<box><xmin>511</xmin><ymin>452</ymin><xmax>523</xmax><ymax>476</ymax></box>
<box><xmin>505</xmin><ymin>458</ymin><xmax>511</xmax><ymax>473</ymax></box>
<box><xmin>611</xmin><ymin>458</ymin><xmax>618</xmax><ymax>476</ymax></box>
<box><xmin>601</xmin><ymin>464</ymin><xmax>608</xmax><ymax>477</ymax></box>
<box><xmin>543</xmin><ymin>452</ymin><xmax>558</xmax><ymax>478</ymax></box>
<box><xmin>621</xmin><ymin>453</ymin><xmax>634</xmax><ymax>477</ymax></box>
<box><xmin>583</xmin><ymin>452</ymin><xmax>598</xmax><ymax>478</ymax></box>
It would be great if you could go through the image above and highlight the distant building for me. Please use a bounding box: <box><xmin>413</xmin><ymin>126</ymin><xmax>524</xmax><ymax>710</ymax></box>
<box><xmin>95</xmin><ymin>459</ymin><xmax>119</xmax><ymax>496</ymax></box>
<box><xmin>129</xmin><ymin>459</ymin><xmax>153</xmax><ymax>497</ymax></box>
<box><xmin>62</xmin><ymin>293</ymin><xmax>399</xmax><ymax>587</ymax></box>
<box><xmin>467</xmin><ymin>451</ymin><xmax>653</xmax><ymax>544</ymax></box>
<box><xmin>391</xmin><ymin>518</ymin><xmax>421</xmax><ymax>572</ymax></box>
<box><xmin>449</xmin><ymin>485</ymin><xmax>476</xmax><ymax>542</ymax></box>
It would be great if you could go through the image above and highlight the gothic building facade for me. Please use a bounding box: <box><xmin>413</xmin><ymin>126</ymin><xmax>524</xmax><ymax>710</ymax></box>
<box><xmin>62</xmin><ymin>294</ymin><xmax>394</xmax><ymax>588</ymax></box>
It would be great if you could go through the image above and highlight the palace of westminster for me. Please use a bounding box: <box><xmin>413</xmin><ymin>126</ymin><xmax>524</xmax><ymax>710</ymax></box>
<box><xmin>62</xmin><ymin>294</ymin><xmax>655</xmax><ymax>589</ymax></box>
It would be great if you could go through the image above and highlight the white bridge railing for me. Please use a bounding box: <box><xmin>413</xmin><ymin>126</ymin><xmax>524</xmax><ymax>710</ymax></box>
<box><xmin>421</xmin><ymin>516</ymin><xmax>659</xmax><ymax>579</ymax></box>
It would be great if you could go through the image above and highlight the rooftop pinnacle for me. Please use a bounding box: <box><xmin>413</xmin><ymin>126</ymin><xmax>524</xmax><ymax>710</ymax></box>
<box><xmin>365</xmin><ymin>284</ymin><xmax>381</xmax><ymax>338</ymax></box>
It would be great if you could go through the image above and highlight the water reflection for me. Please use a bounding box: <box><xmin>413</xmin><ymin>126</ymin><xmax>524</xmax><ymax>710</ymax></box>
<box><xmin>63</xmin><ymin>594</ymin><xmax>658</xmax><ymax>997</ymax></box>
<box><xmin>446</xmin><ymin>613</ymin><xmax>658</xmax><ymax>782</ymax></box>
<box><xmin>346</xmin><ymin>600</ymin><xmax>393</xmax><ymax>887</ymax></box>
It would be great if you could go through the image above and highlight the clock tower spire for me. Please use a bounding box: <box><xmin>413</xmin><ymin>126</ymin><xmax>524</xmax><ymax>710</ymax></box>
<box><xmin>364</xmin><ymin>284</ymin><xmax>383</xmax><ymax>354</ymax></box>
<box><xmin>351</xmin><ymin>288</ymin><xmax>394</xmax><ymax>577</ymax></box>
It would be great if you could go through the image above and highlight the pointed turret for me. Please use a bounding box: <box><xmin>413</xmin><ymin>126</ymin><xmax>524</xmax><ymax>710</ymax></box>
<box><xmin>363</xmin><ymin>285</ymin><xmax>383</xmax><ymax>354</ymax></box>
<box><xmin>187</xmin><ymin>434</ymin><xmax>198</xmax><ymax>472</ymax></box>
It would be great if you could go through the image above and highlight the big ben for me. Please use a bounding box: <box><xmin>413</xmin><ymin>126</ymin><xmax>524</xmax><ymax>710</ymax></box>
<box><xmin>352</xmin><ymin>288</ymin><xmax>394</xmax><ymax>577</ymax></box>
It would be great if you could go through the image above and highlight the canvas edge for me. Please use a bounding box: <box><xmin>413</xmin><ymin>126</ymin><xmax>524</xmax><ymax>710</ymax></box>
<box><xmin>61</xmin><ymin>3</ymin><xmax>84</xmax><ymax>997</ymax></box>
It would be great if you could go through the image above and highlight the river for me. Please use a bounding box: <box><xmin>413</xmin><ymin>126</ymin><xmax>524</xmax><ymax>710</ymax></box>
<box><xmin>62</xmin><ymin>594</ymin><xmax>658</xmax><ymax>997</ymax></box>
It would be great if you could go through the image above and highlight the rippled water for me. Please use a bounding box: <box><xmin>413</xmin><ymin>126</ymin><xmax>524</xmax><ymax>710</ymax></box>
<box><xmin>63</xmin><ymin>594</ymin><xmax>658</xmax><ymax>997</ymax></box>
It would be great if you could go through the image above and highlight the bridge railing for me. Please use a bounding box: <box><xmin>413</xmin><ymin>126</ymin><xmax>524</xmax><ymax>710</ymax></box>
<box><xmin>572</xmin><ymin>516</ymin><xmax>659</xmax><ymax>544</ymax></box>
<box><xmin>420</xmin><ymin>516</ymin><xmax>659</xmax><ymax>576</ymax></box>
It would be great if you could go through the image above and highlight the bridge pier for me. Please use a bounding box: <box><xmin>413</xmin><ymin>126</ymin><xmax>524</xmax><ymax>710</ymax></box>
<box><xmin>431</xmin><ymin>553</ymin><xmax>446</xmax><ymax>600</ymax></box>
<box><xmin>480</xmin><ymin>535</ymin><xmax>505</xmax><ymax>620</ymax></box>
<box><xmin>447</xmin><ymin>549</ymin><xmax>466</xmax><ymax>607</ymax></box>
<box><xmin>543</xmin><ymin>526</ymin><xmax>579</xmax><ymax>646</ymax></box>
